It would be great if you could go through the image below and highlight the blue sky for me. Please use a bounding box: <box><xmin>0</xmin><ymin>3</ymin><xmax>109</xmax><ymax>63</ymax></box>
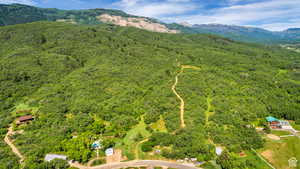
<box><xmin>1</xmin><ymin>0</ymin><xmax>300</xmax><ymax>31</ymax></box>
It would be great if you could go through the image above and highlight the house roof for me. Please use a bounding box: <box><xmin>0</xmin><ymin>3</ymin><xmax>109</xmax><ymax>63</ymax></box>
<box><xmin>18</xmin><ymin>115</ymin><xmax>33</xmax><ymax>122</ymax></box>
<box><xmin>266</xmin><ymin>116</ymin><xmax>279</xmax><ymax>122</ymax></box>
<box><xmin>44</xmin><ymin>154</ymin><xmax>67</xmax><ymax>162</ymax></box>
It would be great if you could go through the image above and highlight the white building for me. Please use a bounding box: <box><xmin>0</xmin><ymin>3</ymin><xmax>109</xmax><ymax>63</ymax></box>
<box><xmin>44</xmin><ymin>154</ymin><xmax>67</xmax><ymax>162</ymax></box>
<box><xmin>280</xmin><ymin>120</ymin><xmax>293</xmax><ymax>129</ymax></box>
<box><xmin>105</xmin><ymin>148</ymin><xmax>114</xmax><ymax>156</ymax></box>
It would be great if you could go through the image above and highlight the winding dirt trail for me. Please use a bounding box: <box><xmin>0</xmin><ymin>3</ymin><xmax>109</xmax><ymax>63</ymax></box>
<box><xmin>4</xmin><ymin>125</ymin><xmax>25</xmax><ymax>168</ymax></box>
<box><xmin>172</xmin><ymin>71</ymin><xmax>186</xmax><ymax>128</ymax></box>
<box><xmin>172</xmin><ymin>65</ymin><xmax>200</xmax><ymax>128</ymax></box>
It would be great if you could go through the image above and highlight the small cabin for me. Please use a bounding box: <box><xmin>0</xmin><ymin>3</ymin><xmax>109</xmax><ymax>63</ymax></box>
<box><xmin>17</xmin><ymin>115</ymin><xmax>34</xmax><ymax>124</ymax></box>
<box><xmin>266</xmin><ymin>116</ymin><xmax>280</xmax><ymax>129</ymax></box>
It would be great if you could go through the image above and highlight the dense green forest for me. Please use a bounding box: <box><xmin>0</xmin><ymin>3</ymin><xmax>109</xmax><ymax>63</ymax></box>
<box><xmin>0</xmin><ymin>21</ymin><xmax>299</xmax><ymax>169</ymax></box>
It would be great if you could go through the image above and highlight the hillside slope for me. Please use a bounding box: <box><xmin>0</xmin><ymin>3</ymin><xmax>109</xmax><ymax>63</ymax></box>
<box><xmin>1</xmin><ymin>3</ymin><xmax>300</xmax><ymax>44</ymax></box>
<box><xmin>0</xmin><ymin>3</ymin><xmax>177</xmax><ymax>33</ymax></box>
<box><xmin>0</xmin><ymin>22</ymin><xmax>299</xmax><ymax>169</ymax></box>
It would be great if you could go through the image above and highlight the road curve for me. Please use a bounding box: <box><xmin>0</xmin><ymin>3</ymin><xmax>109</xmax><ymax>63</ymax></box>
<box><xmin>89</xmin><ymin>160</ymin><xmax>199</xmax><ymax>169</ymax></box>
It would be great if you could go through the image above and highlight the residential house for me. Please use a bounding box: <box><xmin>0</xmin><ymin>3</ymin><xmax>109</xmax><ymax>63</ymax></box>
<box><xmin>17</xmin><ymin>115</ymin><xmax>34</xmax><ymax>124</ymax></box>
<box><xmin>266</xmin><ymin>116</ymin><xmax>281</xmax><ymax>129</ymax></box>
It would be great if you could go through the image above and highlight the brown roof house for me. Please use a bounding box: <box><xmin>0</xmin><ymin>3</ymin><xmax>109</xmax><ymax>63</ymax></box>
<box><xmin>17</xmin><ymin>115</ymin><xmax>34</xmax><ymax>124</ymax></box>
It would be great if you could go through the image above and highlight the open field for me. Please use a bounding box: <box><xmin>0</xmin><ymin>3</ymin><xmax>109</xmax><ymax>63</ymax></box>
<box><xmin>270</xmin><ymin>130</ymin><xmax>291</xmax><ymax>136</ymax></box>
<box><xmin>150</xmin><ymin>116</ymin><xmax>168</xmax><ymax>133</ymax></box>
<box><xmin>259</xmin><ymin>136</ymin><xmax>300</xmax><ymax>169</ymax></box>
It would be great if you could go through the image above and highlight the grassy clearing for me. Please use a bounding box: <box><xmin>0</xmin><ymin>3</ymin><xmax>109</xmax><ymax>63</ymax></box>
<box><xmin>116</xmin><ymin>118</ymin><xmax>151</xmax><ymax>160</ymax></box>
<box><xmin>13</xmin><ymin>103</ymin><xmax>38</xmax><ymax>116</ymax></box>
<box><xmin>202</xmin><ymin>160</ymin><xmax>221</xmax><ymax>169</ymax></box>
<box><xmin>270</xmin><ymin>130</ymin><xmax>291</xmax><ymax>136</ymax></box>
<box><xmin>242</xmin><ymin>151</ymin><xmax>272</xmax><ymax>169</ymax></box>
<box><xmin>259</xmin><ymin>136</ymin><xmax>300</xmax><ymax>169</ymax></box>
<box><xmin>150</xmin><ymin>116</ymin><xmax>167</xmax><ymax>132</ymax></box>
<box><xmin>205</xmin><ymin>96</ymin><xmax>214</xmax><ymax>125</ymax></box>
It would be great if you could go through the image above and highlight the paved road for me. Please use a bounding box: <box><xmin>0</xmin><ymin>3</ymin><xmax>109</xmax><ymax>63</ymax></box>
<box><xmin>71</xmin><ymin>160</ymin><xmax>200</xmax><ymax>169</ymax></box>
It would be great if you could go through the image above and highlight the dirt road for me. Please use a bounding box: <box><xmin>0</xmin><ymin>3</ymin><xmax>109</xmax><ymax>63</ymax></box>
<box><xmin>171</xmin><ymin>65</ymin><xmax>201</xmax><ymax>129</ymax></box>
<box><xmin>172</xmin><ymin>73</ymin><xmax>186</xmax><ymax>128</ymax></box>
<box><xmin>4</xmin><ymin>125</ymin><xmax>25</xmax><ymax>167</ymax></box>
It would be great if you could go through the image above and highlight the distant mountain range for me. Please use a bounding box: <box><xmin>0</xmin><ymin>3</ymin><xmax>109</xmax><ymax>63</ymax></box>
<box><xmin>167</xmin><ymin>24</ymin><xmax>300</xmax><ymax>44</ymax></box>
<box><xmin>1</xmin><ymin>3</ymin><xmax>300</xmax><ymax>44</ymax></box>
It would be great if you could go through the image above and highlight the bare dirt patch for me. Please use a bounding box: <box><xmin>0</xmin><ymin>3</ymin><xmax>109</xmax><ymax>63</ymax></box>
<box><xmin>267</xmin><ymin>134</ymin><xmax>281</xmax><ymax>140</ymax></box>
<box><xmin>97</xmin><ymin>14</ymin><xmax>179</xmax><ymax>34</ymax></box>
<box><xmin>106</xmin><ymin>149</ymin><xmax>126</xmax><ymax>164</ymax></box>
<box><xmin>261</xmin><ymin>150</ymin><xmax>274</xmax><ymax>164</ymax></box>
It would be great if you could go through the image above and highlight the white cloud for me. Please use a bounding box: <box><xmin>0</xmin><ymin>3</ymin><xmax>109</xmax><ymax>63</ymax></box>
<box><xmin>260</xmin><ymin>22</ymin><xmax>300</xmax><ymax>31</ymax></box>
<box><xmin>166</xmin><ymin>0</ymin><xmax>191</xmax><ymax>2</ymax></box>
<box><xmin>0</xmin><ymin>0</ymin><xmax>36</xmax><ymax>5</ymax></box>
<box><xmin>227</xmin><ymin>0</ymin><xmax>257</xmax><ymax>5</ymax></box>
<box><xmin>113</xmin><ymin>0</ymin><xmax>198</xmax><ymax>18</ymax></box>
<box><xmin>118</xmin><ymin>0</ymin><xmax>140</xmax><ymax>7</ymax></box>
<box><xmin>162</xmin><ymin>0</ymin><xmax>300</xmax><ymax>31</ymax></box>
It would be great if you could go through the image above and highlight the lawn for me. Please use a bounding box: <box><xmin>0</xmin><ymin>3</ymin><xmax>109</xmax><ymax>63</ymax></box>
<box><xmin>270</xmin><ymin>130</ymin><xmax>291</xmax><ymax>136</ymax></box>
<box><xmin>116</xmin><ymin>117</ymin><xmax>151</xmax><ymax>160</ymax></box>
<box><xmin>259</xmin><ymin>136</ymin><xmax>300</xmax><ymax>169</ymax></box>
<box><xmin>13</xmin><ymin>103</ymin><xmax>38</xmax><ymax>116</ymax></box>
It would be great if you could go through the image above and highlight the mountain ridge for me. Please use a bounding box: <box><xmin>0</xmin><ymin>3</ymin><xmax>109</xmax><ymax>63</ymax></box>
<box><xmin>0</xmin><ymin>3</ymin><xmax>299</xmax><ymax>44</ymax></box>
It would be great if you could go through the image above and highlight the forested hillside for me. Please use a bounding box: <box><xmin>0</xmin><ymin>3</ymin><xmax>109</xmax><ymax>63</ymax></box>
<box><xmin>1</xmin><ymin>4</ymin><xmax>300</xmax><ymax>44</ymax></box>
<box><xmin>0</xmin><ymin>3</ymin><xmax>132</xmax><ymax>25</ymax></box>
<box><xmin>0</xmin><ymin>21</ymin><xmax>299</xmax><ymax>169</ymax></box>
<box><xmin>168</xmin><ymin>23</ymin><xmax>300</xmax><ymax>44</ymax></box>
